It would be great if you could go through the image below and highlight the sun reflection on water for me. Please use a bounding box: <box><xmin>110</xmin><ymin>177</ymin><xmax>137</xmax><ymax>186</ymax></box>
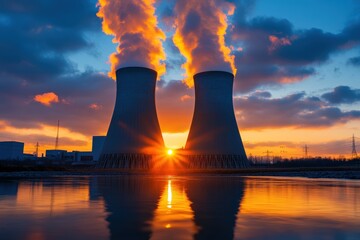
<box><xmin>167</xmin><ymin>179</ymin><xmax>172</xmax><ymax>209</ymax></box>
<box><xmin>150</xmin><ymin>178</ymin><xmax>197</xmax><ymax>240</ymax></box>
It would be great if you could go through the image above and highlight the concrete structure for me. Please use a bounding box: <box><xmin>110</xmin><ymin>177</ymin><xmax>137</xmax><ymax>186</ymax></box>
<box><xmin>46</xmin><ymin>150</ymin><xmax>67</xmax><ymax>160</ymax></box>
<box><xmin>64</xmin><ymin>151</ymin><xmax>93</xmax><ymax>162</ymax></box>
<box><xmin>92</xmin><ymin>136</ymin><xmax>106</xmax><ymax>161</ymax></box>
<box><xmin>74</xmin><ymin>151</ymin><xmax>93</xmax><ymax>162</ymax></box>
<box><xmin>98</xmin><ymin>67</ymin><xmax>164</xmax><ymax>169</ymax></box>
<box><xmin>44</xmin><ymin>150</ymin><xmax>93</xmax><ymax>163</ymax></box>
<box><xmin>185</xmin><ymin>71</ymin><xmax>249</xmax><ymax>168</ymax></box>
<box><xmin>0</xmin><ymin>141</ymin><xmax>24</xmax><ymax>160</ymax></box>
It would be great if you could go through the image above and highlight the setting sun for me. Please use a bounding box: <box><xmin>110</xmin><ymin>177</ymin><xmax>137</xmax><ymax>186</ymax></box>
<box><xmin>167</xmin><ymin>149</ymin><xmax>174</xmax><ymax>156</ymax></box>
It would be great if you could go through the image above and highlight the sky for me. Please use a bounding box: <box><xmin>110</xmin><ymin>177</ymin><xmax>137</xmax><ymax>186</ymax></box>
<box><xmin>0</xmin><ymin>0</ymin><xmax>359</xmax><ymax>158</ymax></box>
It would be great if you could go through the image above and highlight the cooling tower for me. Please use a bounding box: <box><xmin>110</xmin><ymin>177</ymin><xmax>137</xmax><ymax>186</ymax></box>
<box><xmin>185</xmin><ymin>71</ymin><xmax>249</xmax><ymax>169</ymax></box>
<box><xmin>98</xmin><ymin>67</ymin><xmax>164</xmax><ymax>169</ymax></box>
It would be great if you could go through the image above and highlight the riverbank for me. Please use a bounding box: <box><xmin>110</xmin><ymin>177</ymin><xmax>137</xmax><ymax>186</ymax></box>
<box><xmin>0</xmin><ymin>167</ymin><xmax>359</xmax><ymax>179</ymax></box>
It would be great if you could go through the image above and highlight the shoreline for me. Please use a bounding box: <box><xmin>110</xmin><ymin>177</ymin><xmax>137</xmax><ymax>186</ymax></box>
<box><xmin>0</xmin><ymin>167</ymin><xmax>360</xmax><ymax>180</ymax></box>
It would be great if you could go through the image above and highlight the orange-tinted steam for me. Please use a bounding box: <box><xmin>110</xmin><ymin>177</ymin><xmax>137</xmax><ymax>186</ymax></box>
<box><xmin>173</xmin><ymin>0</ymin><xmax>236</xmax><ymax>87</ymax></box>
<box><xmin>97</xmin><ymin>0</ymin><xmax>166</xmax><ymax>79</ymax></box>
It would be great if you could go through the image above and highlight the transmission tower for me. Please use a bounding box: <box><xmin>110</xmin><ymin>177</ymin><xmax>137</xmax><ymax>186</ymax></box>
<box><xmin>55</xmin><ymin>120</ymin><xmax>60</xmax><ymax>150</ymax></box>
<box><xmin>304</xmin><ymin>144</ymin><xmax>308</xmax><ymax>158</ymax></box>
<box><xmin>352</xmin><ymin>134</ymin><xmax>357</xmax><ymax>158</ymax></box>
<box><xmin>263</xmin><ymin>150</ymin><xmax>273</xmax><ymax>163</ymax></box>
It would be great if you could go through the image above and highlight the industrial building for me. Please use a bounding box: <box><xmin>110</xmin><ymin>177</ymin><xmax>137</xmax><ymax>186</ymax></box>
<box><xmin>98</xmin><ymin>67</ymin><xmax>164</xmax><ymax>169</ymax></box>
<box><xmin>45</xmin><ymin>150</ymin><xmax>67</xmax><ymax>161</ymax></box>
<box><xmin>0</xmin><ymin>141</ymin><xmax>24</xmax><ymax>161</ymax></box>
<box><xmin>92</xmin><ymin>136</ymin><xmax>106</xmax><ymax>161</ymax></box>
<box><xmin>46</xmin><ymin>150</ymin><xmax>93</xmax><ymax>162</ymax></box>
<box><xmin>185</xmin><ymin>71</ymin><xmax>249</xmax><ymax>168</ymax></box>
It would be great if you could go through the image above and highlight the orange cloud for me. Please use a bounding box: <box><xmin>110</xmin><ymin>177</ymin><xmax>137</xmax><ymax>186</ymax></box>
<box><xmin>172</xmin><ymin>0</ymin><xmax>236</xmax><ymax>87</ymax></box>
<box><xmin>97</xmin><ymin>0</ymin><xmax>166</xmax><ymax>79</ymax></box>
<box><xmin>33</xmin><ymin>92</ymin><xmax>59</xmax><ymax>106</ymax></box>
<box><xmin>268</xmin><ymin>35</ymin><xmax>291</xmax><ymax>52</ymax></box>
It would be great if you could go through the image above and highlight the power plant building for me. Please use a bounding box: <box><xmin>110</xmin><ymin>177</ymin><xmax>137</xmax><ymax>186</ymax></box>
<box><xmin>0</xmin><ymin>141</ymin><xmax>24</xmax><ymax>161</ymax></box>
<box><xmin>185</xmin><ymin>71</ymin><xmax>249</xmax><ymax>169</ymax></box>
<box><xmin>98</xmin><ymin>67</ymin><xmax>164</xmax><ymax>169</ymax></box>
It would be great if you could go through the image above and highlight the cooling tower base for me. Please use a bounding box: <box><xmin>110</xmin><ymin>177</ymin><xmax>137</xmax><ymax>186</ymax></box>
<box><xmin>98</xmin><ymin>153</ymin><xmax>153</xmax><ymax>169</ymax></box>
<box><xmin>186</xmin><ymin>154</ymin><xmax>249</xmax><ymax>169</ymax></box>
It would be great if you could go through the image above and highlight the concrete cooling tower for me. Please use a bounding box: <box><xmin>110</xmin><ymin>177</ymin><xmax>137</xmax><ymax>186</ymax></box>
<box><xmin>98</xmin><ymin>67</ymin><xmax>164</xmax><ymax>169</ymax></box>
<box><xmin>185</xmin><ymin>71</ymin><xmax>249</xmax><ymax>169</ymax></box>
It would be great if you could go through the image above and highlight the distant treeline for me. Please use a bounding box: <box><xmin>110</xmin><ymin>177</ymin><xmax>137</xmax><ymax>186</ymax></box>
<box><xmin>250</xmin><ymin>156</ymin><xmax>360</xmax><ymax>168</ymax></box>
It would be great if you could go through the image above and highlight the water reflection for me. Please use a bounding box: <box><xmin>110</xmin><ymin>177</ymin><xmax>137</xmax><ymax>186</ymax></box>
<box><xmin>0</xmin><ymin>180</ymin><xmax>18</xmax><ymax>196</ymax></box>
<box><xmin>186</xmin><ymin>177</ymin><xmax>245</xmax><ymax>240</ymax></box>
<box><xmin>0</xmin><ymin>176</ymin><xmax>359</xmax><ymax>240</ymax></box>
<box><xmin>0</xmin><ymin>178</ymin><xmax>108</xmax><ymax>240</ymax></box>
<box><xmin>151</xmin><ymin>179</ymin><xmax>196</xmax><ymax>240</ymax></box>
<box><xmin>94</xmin><ymin>176</ymin><xmax>163</xmax><ymax>240</ymax></box>
<box><xmin>235</xmin><ymin>177</ymin><xmax>360</xmax><ymax>239</ymax></box>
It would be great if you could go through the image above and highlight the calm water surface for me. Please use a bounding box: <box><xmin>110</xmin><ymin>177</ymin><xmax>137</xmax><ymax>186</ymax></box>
<box><xmin>0</xmin><ymin>175</ymin><xmax>359</xmax><ymax>240</ymax></box>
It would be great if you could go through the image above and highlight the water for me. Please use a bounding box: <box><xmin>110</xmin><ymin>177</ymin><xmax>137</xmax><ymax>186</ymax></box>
<box><xmin>0</xmin><ymin>175</ymin><xmax>359</xmax><ymax>240</ymax></box>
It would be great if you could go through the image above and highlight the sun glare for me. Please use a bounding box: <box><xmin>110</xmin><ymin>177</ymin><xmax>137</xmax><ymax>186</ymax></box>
<box><xmin>167</xmin><ymin>149</ymin><xmax>174</xmax><ymax>156</ymax></box>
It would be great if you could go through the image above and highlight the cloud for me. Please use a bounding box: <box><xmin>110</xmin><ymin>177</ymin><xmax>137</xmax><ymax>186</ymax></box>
<box><xmin>321</xmin><ymin>86</ymin><xmax>360</xmax><ymax>104</ymax></box>
<box><xmin>33</xmin><ymin>92</ymin><xmax>59</xmax><ymax>106</ymax></box>
<box><xmin>0</xmin><ymin>71</ymin><xmax>115</xmax><ymax>137</ymax></box>
<box><xmin>0</xmin><ymin>0</ymin><xmax>100</xmax><ymax>84</ymax></box>
<box><xmin>268</xmin><ymin>35</ymin><xmax>291</xmax><ymax>52</ymax></box>
<box><xmin>347</xmin><ymin>56</ymin><xmax>360</xmax><ymax>66</ymax></box>
<box><xmin>227</xmin><ymin>8</ymin><xmax>360</xmax><ymax>92</ymax></box>
<box><xmin>235</xmin><ymin>91</ymin><xmax>360</xmax><ymax>129</ymax></box>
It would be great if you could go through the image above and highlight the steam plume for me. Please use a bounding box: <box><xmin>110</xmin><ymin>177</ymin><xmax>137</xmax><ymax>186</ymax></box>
<box><xmin>172</xmin><ymin>0</ymin><xmax>236</xmax><ymax>87</ymax></box>
<box><xmin>97</xmin><ymin>0</ymin><xmax>166</xmax><ymax>78</ymax></box>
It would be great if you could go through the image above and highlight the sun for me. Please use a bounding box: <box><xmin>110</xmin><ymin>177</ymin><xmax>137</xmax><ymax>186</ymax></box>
<box><xmin>167</xmin><ymin>149</ymin><xmax>173</xmax><ymax>156</ymax></box>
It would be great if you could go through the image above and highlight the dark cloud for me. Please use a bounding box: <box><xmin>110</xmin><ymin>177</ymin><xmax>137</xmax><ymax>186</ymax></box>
<box><xmin>321</xmin><ymin>86</ymin><xmax>360</xmax><ymax>104</ymax></box>
<box><xmin>228</xmin><ymin>7</ymin><xmax>360</xmax><ymax>92</ymax></box>
<box><xmin>234</xmin><ymin>62</ymin><xmax>315</xmax><ymax>92</ymax></box>
<box><xmin>274</xmin><ymin>28</ymin><xmax>343</xmax><ymax>64</ymax></box>
<box><xmin>235</xmin><ymin>91</ymin><xmax>360</xmax><ymax>129</ymax></box>
<box><xmin>0</xmin><ymin>0</ymin><xmax>99</xmax><ymax>83</ymax></box>
<box><xmin>249</xmin><ymin>91</ymin><xmax>272</xmax><ymax>99</ymax></box>
<box><xmin>347</xmin><ymin>56</ymin><xmax>360</xmax><ymax>66</ymax></box>
<box><xmin>0</xmin><ymin>0</ymin><xmax>110</xmax><ymax>145</ymax></box>
<box><xmin>0</xmin><ymin>71</ymin><xmax>115</xmax><ymax>137</ymax></box>
<box><xmin>0</xmin><ymin>0</ymin><xmax>99</xmax><ymax>30</ymax></box>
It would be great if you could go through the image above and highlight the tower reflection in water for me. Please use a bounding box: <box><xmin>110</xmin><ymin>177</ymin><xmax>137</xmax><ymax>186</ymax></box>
<box><xmin>94</xmin><ymin>176</ymin><xmax>163</xmax><ymax>240</ymax></box>
<box><xmin>186</xmin><ymin>177</ymin><xmax>245</xmax><ymax>240</ymax></box>
<box><xmin>95</xmin><ymin>176</ymin><xmax>245</xmax><ymax>240</ymax></box>
<box><xmin>2</xmin><ymin>176</ymin><xmax>358</xmax><ymax>239</ymax></box>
